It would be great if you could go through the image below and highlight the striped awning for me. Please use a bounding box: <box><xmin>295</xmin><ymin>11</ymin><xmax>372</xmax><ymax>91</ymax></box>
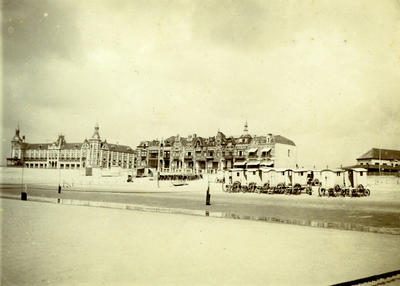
<box><xmin>261</xmin><ymin>148</ymin><xmax>271</xmax><ymax>153</ymax></box>
<box><xmin>260</xmin><ymin>160</ymin><xmax>274</xmax><ymax>166</ymax></box>
<box><xmin>233</xmin><ymin>161</ymin><xmax>247</xmax><ymax>166</ymax></box>
<box><xmin>247</xmin><ymin>161</ymin><xmax>260</xmax><ymax>166</ymax></box>
<box><xmin>248</xmin><ymin>148</ymin><xmax>258</xmax><ymax>153</ymax></box>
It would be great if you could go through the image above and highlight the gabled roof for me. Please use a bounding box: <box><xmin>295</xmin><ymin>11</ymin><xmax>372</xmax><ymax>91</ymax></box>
<box><xmin>137</xmin><ymin>141</ymin><xmax>150</xmax><ymax>148</ymax></box>
<box><xmin>164</xmin><ymin>136</ymin><xmax>175</xmax><ymax>147</ymax></box>
<box><xmin>274</xmin><ymin>135</ymin><xmax>296</xmax><ymax>146</ymax></box>
<box><xmin>180</xmin><ymin>137</ymin><xmax>187</xmax><ymax>147</ymax></box>
<box><xmin>25</xmin><ymin>143</ymin><xmax>52</xmax><ymax>150</ymax></box>
<box><xmin>239</xmin><ymin>133</ymin><xmax>252</xmax><ymax>140</ymax></box>
<box><xmin>194</xmin><ymin>137</ymin><xmax>205</xmax><ymax>147</ymax></box>
<box><xmin>357</xmin><ymin>148</ymin><xmax>400</xmax><ymax>160</ymax></box>
<box><xmin>216</xmin><ymin>131</ymin><xmax>226</xmax><ymax>139</ymax></box>
<box><xmin>61</xmin><ymin>143</ymin><xmax>83</xmax><ymax>150</ymax></box>
<box><xmin>107</xmin><ymin>143</ymin><xmax>135</xmax><ymax>153</ymax></box>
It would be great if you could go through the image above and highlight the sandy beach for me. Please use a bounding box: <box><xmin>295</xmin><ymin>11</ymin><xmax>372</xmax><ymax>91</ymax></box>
<box><xmin>2</xmin><ymin>197</ymin><xmax>400</xmax><ymax>286</ymax></box>
<box><xmin>1</xmin><ymin>167</ymin><xmax>400</xmax><ymax>285</ymax></box>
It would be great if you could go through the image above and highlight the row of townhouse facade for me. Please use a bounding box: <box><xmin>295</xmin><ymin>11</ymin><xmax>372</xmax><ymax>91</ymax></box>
<box><xmin>7</xmin><ymin>124</ymin><xmax>135</xmax><ymax>170</ymax></box>
<box><xmin>136</xmin><ymin>123</ymin><xmax>297</xmax><ymax>175</ymax></box>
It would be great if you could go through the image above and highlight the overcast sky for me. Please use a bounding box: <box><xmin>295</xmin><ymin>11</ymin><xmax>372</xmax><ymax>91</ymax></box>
<box><xmin>2</xmin><ymin>0</ymin><xmax>399</xmax><ymax>169</ymax></box>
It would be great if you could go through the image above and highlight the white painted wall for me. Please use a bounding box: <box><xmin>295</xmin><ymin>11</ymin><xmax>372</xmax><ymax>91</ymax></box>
<box><xmin>274</xmin><ymin>143</ymin><xmax>297</xmax><ymax>168</ymax></box>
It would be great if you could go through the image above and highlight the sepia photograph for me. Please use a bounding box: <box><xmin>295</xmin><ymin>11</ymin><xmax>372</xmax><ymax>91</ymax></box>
<box><xmin>1</xmin><ymin>0</ymin><xmax>400</xmax><ymax>285</ymax></box>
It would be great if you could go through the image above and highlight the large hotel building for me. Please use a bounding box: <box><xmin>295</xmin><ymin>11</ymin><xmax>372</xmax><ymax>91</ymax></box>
<box><xmin>136</xmin><ymin>122</ymin><xmax>297</xmax><ymax>175</ymax></box>
<box><xmin>7</xmin><ymin>124</ymin><xmax>135</xmax><ymax>170</ymax></box>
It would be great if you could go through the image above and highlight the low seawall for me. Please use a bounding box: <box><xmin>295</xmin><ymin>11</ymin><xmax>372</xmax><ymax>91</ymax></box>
<box><xmin>368</xmin><ymin>176</ymin><xmax>400</xmax><ymax>185</ymax></box>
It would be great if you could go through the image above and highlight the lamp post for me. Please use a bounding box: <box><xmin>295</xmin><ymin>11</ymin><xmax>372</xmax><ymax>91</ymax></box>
<box><xmin>19</xmin><ymin>159</ymin><xmax>27</xmax><ymax>200</ymax></box>
<box><xmin>58</xmin><ymin>163</ymin><xmax>61</xmax><ymax>193</ymax></box>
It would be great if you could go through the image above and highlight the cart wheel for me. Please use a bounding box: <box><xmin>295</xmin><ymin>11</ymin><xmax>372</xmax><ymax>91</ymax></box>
<box><xmin>364</xmin><ymin>189</ymin><xmax>370</xmax><ymax>196</ymax></box>
<box><xmin>263</xmin><ymin>182</ymin><xmax>270</xmax><ymax>193</ymax></box>
<box><xmin>293</xmin><ymin>183</ymin><xmax>301</xmax><ymax>195</ymax></box>
<box><xmin>249</xmin><ymin>182</ymin><xmax>256</xmax><ymax>193</ymax></box>
<box><xmin>319</xmin><ymin>188</ymin><xmax>325</xmax><ymax>197</ymax></box>
<box><xmin>233</xmin><ymin>181</ymin><xmax>241</xmax><ymax>193</ymax></box>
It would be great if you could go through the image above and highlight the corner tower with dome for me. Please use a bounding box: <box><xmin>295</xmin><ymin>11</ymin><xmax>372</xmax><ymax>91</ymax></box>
<box><xmin>7</xmin><ymin>123</ymin><xmax>135</xmax><ymax>170</ymax></box>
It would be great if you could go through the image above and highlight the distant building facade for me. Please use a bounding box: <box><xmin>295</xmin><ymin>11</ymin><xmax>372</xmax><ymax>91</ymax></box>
<box><xmin>354</xmin><ymin>148</ymin><xmax>400</xmax><ymax>175</ymax></box>
<box><xmin>135</xmin><ymin>122</ymin><xmax>297</xmax><ymax>175</ymax></box>
<box><xmin>7</xmin><ymin>124</ymin><xmax>135</xmax><ymax>170</ymax></box>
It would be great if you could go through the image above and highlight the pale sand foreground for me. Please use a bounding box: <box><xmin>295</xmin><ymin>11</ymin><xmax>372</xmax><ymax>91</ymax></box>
<box><xmin>1</xmin><ymin>198</ymin><xmax>400</xmax><ymax>286</ymax></box>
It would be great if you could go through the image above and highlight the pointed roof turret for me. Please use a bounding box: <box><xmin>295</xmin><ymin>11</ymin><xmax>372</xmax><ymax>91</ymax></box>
<box><xmin>91</xmin><ymin>122</ymin><xmax>101</xmax><ymax>140</ymax></box>
<box><xmin>12</xmin><ymin>125</ymin><xmax>23</xmax><ymax>142</ymax></box>
<box><xmin>56</xmin><ymin>134</ymin><xmax>66</xmax><ymax>148</ymax></box>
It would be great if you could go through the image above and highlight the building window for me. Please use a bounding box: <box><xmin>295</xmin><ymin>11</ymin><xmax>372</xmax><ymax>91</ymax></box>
<box><xmin>288</xmin><ymin>150</ymin><xmax>290</xmax><ymax>157</ymax></box>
